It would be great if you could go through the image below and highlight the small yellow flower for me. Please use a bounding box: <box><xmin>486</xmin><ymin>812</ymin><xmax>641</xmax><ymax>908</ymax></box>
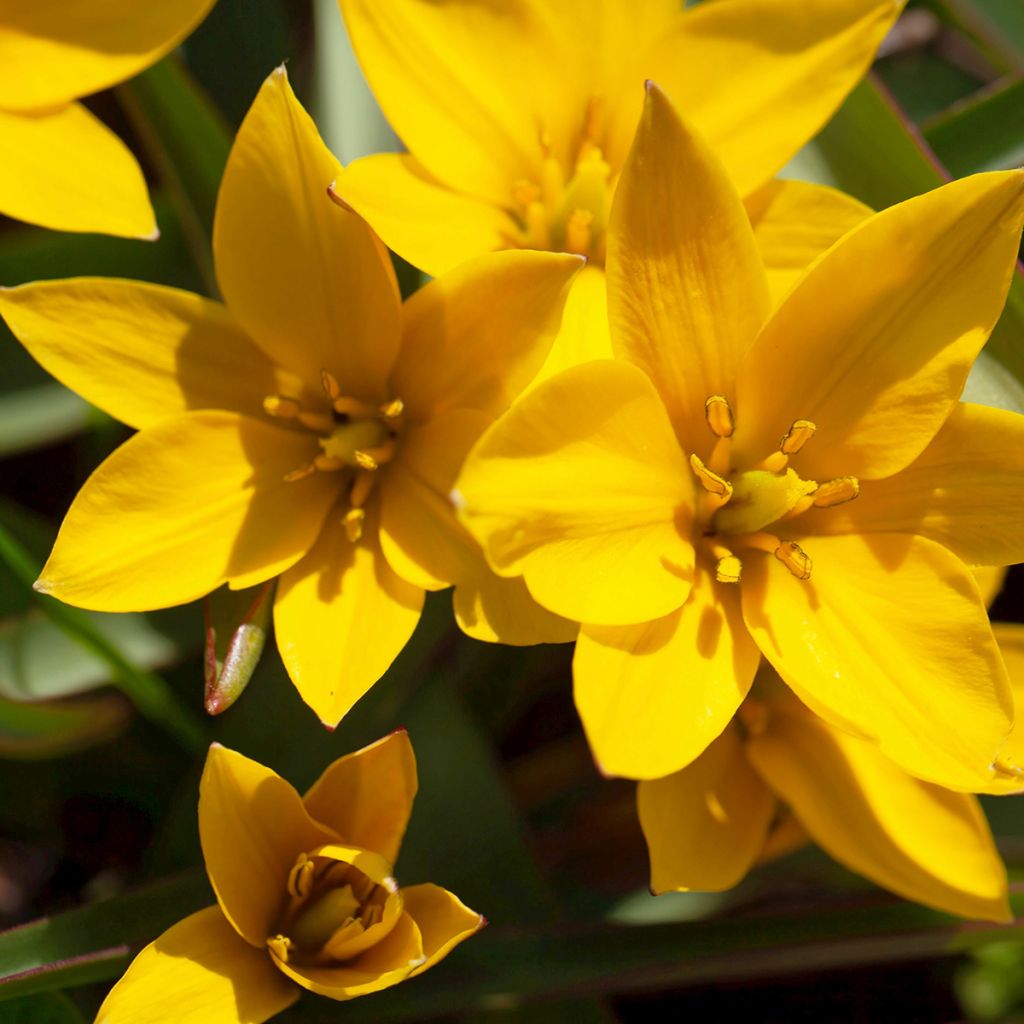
<box><xmin>457</xmin><ymin>85</ymin><xmax>1024</xmax><ymax>791</ymax></box>
<box><xmin>0</xmin><ymin>0</ymin><xmax>216</xmax><ymax>236</ymax></box>
<box><xmin>96</xmin><ymin>732</ymin><xmax>484</xmax><ymax>1023</ymax></box>
<box><xmin>0</xmin><ymin>67</ymin><xmax>581</xmax><ymax>725</ymax></box>
<box><xmin>334</xmin><ymin>0</ymin><xmax>900</xmax><ymax>371</ymax></box>
<box><xmin>638</xmin><ymin>673</ymin><xmax>1012</xmax><ymax>923</ymax></box>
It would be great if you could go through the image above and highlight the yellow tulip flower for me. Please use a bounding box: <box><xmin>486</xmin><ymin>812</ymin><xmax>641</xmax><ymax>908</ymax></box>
<box><xmin>0</xmin><ymin>0</ymin><xmax>216</xmax><ymax>237</ymax></box>
<box><xmin>638</xmin><ymin>675</ymin><xmax>1012</xmax><ymax>923</ymax></box>
<box><xmin>456</xmin><ymin>85</ymin><xmax>1024</xmax><ymax>791</ymax></box>
<box><xmin>0</xmin><ymin>67</ymin><xmax>580</xmax><ymax>726</ymax></box>
<box><xmin>334</xmin><ymin>0</ymin><xmax>898</xmax><ymax>371</ymax></box>
<box><xmin>96</xmin><ymin>732</ymin><xmax>484</xmax><ymax>1022</ymax></box>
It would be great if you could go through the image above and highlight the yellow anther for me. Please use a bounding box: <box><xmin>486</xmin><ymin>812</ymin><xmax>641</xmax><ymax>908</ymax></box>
<box><xmin>297</xmin><ymin>410</ymin><xmax>334</xmax><ymax>433</ymax></box>
<box><xmin>313</xmin><ymin>454</ymin><xmax>345</xmax><ymax>472</ymax></box>
<box><xmin>344</xmin><ymin>508</ymin><xmax>365</xmax><ymax>542</ymax></box>
<box><xmin>349</xmin><ymin>470</ymin><xmax>374</xmax><ymax>510</ymax></box>
<box><xmin>357</xmin><ymin>442</ymin><xmax>397</xmax><ymax>468</ymax></box>
<box><xmin>775</xmin><ymin>540</ymin><xmax>812</xmax><ymax>580</ymax></box>
<box><xmin>263</xmin><ymin>395</ymin><xmax>300</xmax><ymax>419</ymax></box>
<box><xmin>565</xmin><ymin>209</ymin><xmax>593</xmax><ymax>256</ymax></box>
<box><xmin>512</xmin><ymin>179</ymin><xmax>541</xmax><ymax>208</ymax></box>
<box><xmin>689</xmin><ymin>453</ymin><xmax>732</xmax><ymax>499</ymax></box>
<box><xmin>321</xmin><ymin>369</ymin><xmax>341</xmax><ymax>400</ymax></box>
<box><xmin>379</xmin><ymin>398</ymin><xmax>404</xmax><ymax>420</ymax></box>
<box><xmin>704</xmin><ymin>395</ymin><xmax>735</xmax><ymax>438</ymax></box>
<box><xmin>354</xmin><ymin>450</ymin><xmax>378</xmax><ymax>471</ymax></box>
<box><xmin>813</xmin><ymin>476</ymin><xmax>860</xmax><ymax>508</ymax></box>
<box><xmin>780</xmin><ymin>419</ymin><xmax>816</xmax><ymax>455</ymax></box>
<box><xmin>756</xmin><ymin>450</ymin><xmax>789</xmax><ymax>473</ymax></box>
<box><xmin>715</xmin><ymin>555</ymin><xmax>742</xmax><ymax>584</ymax></box>
<box><xmin>284</xmin><ymin>464</ymin><xmax>316</xmax><ymax>483</ymax></box>
<box><xmin>993</xmin><ymin>755</ymin><xmax>1024</xmax><ymax>781</ymax></box>
<box><xmin>287</xmin><ymin>855</ymin><xmax>314</xmax><ymax>900</ymax></box>
<box><xmin>267</xmin><ymin>935</ymin><xmax>292</xmax><ymax>963</ymax></box>
<box><xmin>739</xmin><ymin>532</ymin><xmax>781</xmax><ymax>555</ymax></box>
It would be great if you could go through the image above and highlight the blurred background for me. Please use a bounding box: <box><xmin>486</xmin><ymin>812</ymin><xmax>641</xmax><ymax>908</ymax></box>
<box><xmin>2</xmin><ymin>1</ymin><xmax>1024</xmax><ymax>1021</ymax></box>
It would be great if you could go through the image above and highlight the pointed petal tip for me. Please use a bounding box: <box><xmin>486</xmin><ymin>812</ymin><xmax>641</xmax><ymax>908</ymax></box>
<box><xmin>326</xmin><ymin>182</ymin><xmax>355</xmax><ymax>212</ymax></box>
<box><xmin>272</xmin><ymin>63</ymin><xmax>289</xmax><ymax>79</ymax></box>
<box><xmin>32</xmin><ymin>577</ymin><xmax>52</xmax><ymax>594</ymax></box>
<box><xmin>388</xmin><ymin>726</ymin><xmax>409</xmax><ymax>737</ymax></box>
<box><xmin>476</xmin><ymin>914</ymin><xmax>488</xmax><ymax>931</ymax></box>
<box><xmin>138</xmin><ymin>225</ymin><xmax>161</xmax><ymax>243</ymax></box>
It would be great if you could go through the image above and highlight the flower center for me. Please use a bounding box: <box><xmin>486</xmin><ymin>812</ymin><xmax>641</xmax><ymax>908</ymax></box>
<box><xmin>266</xmin><ymin>851</ymin><xmax>400</xmax><ymax>967</ymax></box>
<box><xmin>689</xmin><ymin>395</ymin><xmax>860</xmax><ymax>585</ymax></box>
<box><xmin>263</xmin><ymin>370</ymin><xmax>404</xmax><ymax>542</ymax></box>
<box><xmin>507</xmin><ymin>96</ymin><xmax>613</xmax><ymax>263</ymax></box>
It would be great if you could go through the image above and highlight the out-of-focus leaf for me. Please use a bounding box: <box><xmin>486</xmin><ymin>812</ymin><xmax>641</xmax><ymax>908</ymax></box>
<box><xmin>962</xmin><ymin>350</ymin><xmax>1024</xmax><ymax>415</ymax></box>
<box><xmin>930</xmin><ymin>0</ymin><xmax>1024</xmax><ymax>74</ymax></box>
<box><xmin>3</xmin><ymin>992</ymin><xmax>87</xmax><ymax>1024</ymax></box>
<box><xmin>924</xmin><ymin>77</ymin><xmax>1024</xmax><ymax>176</ymax></box>
<box><xmin>956</xmin><ymin>939</ymin><xmax>1024</xmax><ymax>1023</ymax></box>
<box><xmin>0</xmin><ymin>872</ymin><xmax>210</xmax><ymax>1001</ymax></box>
<box><xmin>0</xmin><ymin>691</ymin><xmax>130</xmax><ymax>760</ymax></box>
<box><xmin>459</xmin><ymin>999</ymin><xmax>619</xmax><ymax>1024</ymax></box>
<box><xmin>0</xmin><ymin>501</ymin><xmax>53</xmax><ymax>620</ymax></box>
<box><xmin>876</xmin><ymin>50</ymin><xmax>981</xmax><ymax>123</ymax></box>
<box><xmin>0</xmin><ymin>607</ymin><xmax>198</xmax><ymax>702</ymax></box>
<box><xmin>117</xmin><ymin>56</ymin><xmax>232</xmax><ymax>292</ymax></box>
<box><xmin>203</xmin><ymin>582</ymin><xmax>272</xmax><ymax>715</ymax></box>
<box><xmin>0</xmin><ymin>387</ymin><xmax>92</xmax><ymax>460</ymax></box>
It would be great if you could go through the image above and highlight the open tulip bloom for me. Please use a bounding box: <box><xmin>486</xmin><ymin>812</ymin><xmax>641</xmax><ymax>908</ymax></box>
<box><xmin>334</xmin><ymin>0</ymin><xmax>902</xmax><ymax>372</ymax></box>
<box><xmin>0</xmin><ymin>0</ymin><xmax>216</xmax><ymax>236</ymax></box>
<box><xmin>456</xmin><ymin>85</ymin><xmax>1024</xmax><ymax>792</ymax></box>
<box><xmin>0</xmin><ymin>68</ymin><xmax>582</xmax><ymax>726</ymax></box>
<box><xmin>96</xmin><ymin>733</ymin><xmax>483</xmax><ymax>1022</ymax></box>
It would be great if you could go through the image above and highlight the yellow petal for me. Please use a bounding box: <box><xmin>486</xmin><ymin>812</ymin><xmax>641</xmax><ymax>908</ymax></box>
<box><xmin>574</xmin><ymin>567</ymin><xmax>760</xmax><ymax>780</ymax></box>
<box><xmin>735</xmin><ymin>171</ymin><xmax>1024</xmax><ymax>481</ymax></box>
<box><xmin>642</xmin><ymin>0</ymin><xmax>904</xmax><ymax>197</ymax></box>
<box><xmin>976</xmin><ymin>567</ymin><xmax>1007</xmax><ymax>609</ymax></box>
<box><xmin>401</xmin><ymin>883</ymin><xmax>484</xmax><ymax>975</ymax></box>
<box><xmin>337</xmin><ymin>0</ymin><xmax>584</xmax><ymax>204</ymax></box>
<box><xmin>0</xmin><ymin>0</ymin><xmax>215</xmax><ymax>110</ymax></box>
<box><xmin>393</xmin><ymin>250</ymin><xmax>581</xmax><ymax>421</ymax></box>
<box><xmin>274</xmin><ymin>516</ymin><xmax>424</xmax><ymax>727</ymax></box>
<box><xmin>532</xmin><ymin>264</ymin><xmax>613</xmax><ymax>385</ymax></box>
<box><xmin>747</xmin><ymin>697</ymin><xmax>1011</xmax><ymax>922</ymax></box>
<box><xmin>453</xmin><ymin>566</ymin><xmax>578</xmax><ymax>646</ymax></box>
<box><xmin>742</xmin><ymin>533</ymin><xmax>1013</xmax><ymax>791</ymax></box>
<box><xmin>199</xmin><ymin>747</ymin><xmax>337</xmax><ymax>947</ymax></box>
<box><xmin>607</xmin><ymin>84</ymin><xmax>770</xmax><ymax>450</ymax></box>
<box><xmin>805</xmin><ymin>403</ymin><xmax>1024</xmax><ymax>567</ymax></box>
<box><xmin>456</xmin><ymin>359</ymin><xmax>695</xmax><ymax>625</ymax></box>
<box><xmin>303</xmin><ymin>731</ymin><xmax>418</xmax><ymax>865</ymax></box>
<box><xmin>0</xmin><ymin>104</ymin><xmax>154</xmax><ymax>238</ymax></box>
<box><xmin>637</xmin><ymin>727</ymin><xmax>775</xmax><ymax>894</ymax></box>
<box><xmin>332</xmin><ymin>153</ymin><xmax>520</xmax><ymax>277</ymax></box>
<box><xmin>95</xmin><ymin>906</ymin><xmax>298</xmax><ymax>1024</ymax></box>
<box><xmin>0</xmin><ymin>278</ymin><xmax>298</xmax><ymax>430</ymax></box>
<box><xmin>272</xmin><ymin>909</ymin><xmax>424</xmax><ymax>1000</ymax></box>
<box><xmin>745</xmin><ymin>179</ymin><xmax>872</xmax><ymax>306</ymax></box>
<box><xmin>989</xmin><ymin>622</ymin><xmax>1024</xmax><ymax>794</ymax></box>
<box><xmin>37</xmin><ymin>412</ymin><xmax>337</xmax><ymax>612</ymax></box>
<box><xmin>213</xmin><ymin>67</ymin><xmax>401</xmax><ymax>395</ymax></box>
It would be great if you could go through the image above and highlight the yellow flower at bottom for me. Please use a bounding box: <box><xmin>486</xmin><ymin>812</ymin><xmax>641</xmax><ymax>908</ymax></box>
<box><xmin>96</xmin><ymin>733</ymin><xmax>483</xmax><ymax>1023</ymax></box>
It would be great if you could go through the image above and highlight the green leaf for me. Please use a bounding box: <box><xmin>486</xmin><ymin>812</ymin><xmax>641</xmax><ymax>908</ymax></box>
<box><xmin>0</xmin><ymin>873</ymin><xmax>210</xmax><ymax>1001</ymax></box>
<box><xmin>0</xmin><ymin>692</ymin><xmax>130</xmax><ymax>759</ymax></box>
<box><xmin>928</xmin><ymin>0</ymin><xmax>1024</xmax><ymax>74</ymax></box>
<box><xmin>2</xmin><ymin>992</ymin><xmax>87</xmax><ymax>1024</ymax></box>
<box><xmin>0</xmin><ymin>387</ymin><xmax>91</xmax><ymax>460</ymax></box>
<box><xmin>203</xmin><ymin>583</ymin><xmax>272</xmax><ymax>715</ymax></box>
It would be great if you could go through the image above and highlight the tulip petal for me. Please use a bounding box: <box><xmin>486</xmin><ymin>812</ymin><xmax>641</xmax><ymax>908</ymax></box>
<box><xmin>742</xmin><ymin>533</ymin><xmax>1013</xmax><ymax>791</ymax></box>
<box><xmin>37</xmin><ymin>412</ymin><xmax>337</xmax><ymax>612</ymax></box>
<box><xmin>0</xmin><ymin>0</ymin><xmax>215</xmax><ymax>110</ymax></box>
<box><xmin>456</xmin><ymin>359</ymin><xmax>695</xmax><ymax>625</ymax></box>
<box><xmin>401</xmin><ymin>883</ymin><xmax>484</xmax><ymax>974</ymax></box>
<box><xmin>607</xmin><ymin>84</ymin><xmax>770</xmax><ymax>451</ymax></box>
<box><xmin>338</xmin><ymin>0</ymin><xmax>585</xmax><ymax>204</ymax></box>
<box><xmin>333</xmin><ymin>153</ymin><xmax>520</xmax><ymax>277</ymax></box>
<box><xmin>640</xmin><ymin>0</ymin><xmax>902</xmax><ymax>197</ymax></box>
<box><xmin>637</xmin><ymin>728</ymin><xmax>775</xmax><ymax>894</ymax></box>
<box><xmin>214</xmin><ymin>67</ymin><xmax>401</xmax><ymax>395</ymax></box>
<box><xmin>95</xmin><ymin>906</ymin><xmax>298</xmax><ymax>1024</ymax></box>
<box><xmin>747</xmin><ymin>697</ymin><xmax>1011</xmax><ymax>921</ymax></box>
<box><xmin>0</xmin><ymin>278</ymin><xmax>297</xmax><ymax>430</ymax></box>
<box><xmin>0</xmin><ymin>104</ymin><xmax>153</xmax><ymax>237</ymax></box>
<box><xmin>199</xmin><ymin>747</ymin><xmax>337</xmax><ymax>947</ymax></box>
<box><xmin>745</xmin><ymin>179</ymin><xmax>872</xmax><ymax>306</ymax></box>
<box><xmin>533</xmin><ymin>264</ymin><xmax>613</xmax><ymax>384</ymax></box>
<box><xmin>275</xmin><ymin>516</ymin><xmax>424</xmax><ymax>727</ymax></box>
<box><xmin>393</xmin><ymin>250</ymin><xmax>581</xmax><ymax>420</ymax></box>
<box><xmin>805</xmin><ymin>403</ymin><xmax>1024</xmax><ymax>567</ymax></box>
<box><xmin>736</xmin><ymin>171</ymin><xmax>1024</xmax><ymax>481</ymax></box>
<box><xmin>303</xmin><ymin>731</ymin><xmax>418</xmax><ymax>865</ymax></box>
<box><xmin>575</xmin><ymin>567</ymin><xmax>760</xmax><ymax>780</ymax></box>
<box><xmin>272</xmin><ymin>910</ymin><xmax>424</xmax><ymax>999</ymax></box>
<box><xmin>987</xmin><ymin>623</ymin><xmax>1024</xmax><ymax>795</ymax></box>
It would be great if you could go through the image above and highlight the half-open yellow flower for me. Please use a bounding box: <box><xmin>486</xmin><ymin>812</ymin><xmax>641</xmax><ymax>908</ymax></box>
<box><xmin>0</xmin><ymin>67</ymin><xmax>580</xmax><ymax>726</ymax></box>
<box><xmin>0</xmin><ymin>0</ymin><xmax>216</xmax><ymax>237</ymax></box>
<box><xmin>334</xmin><ymin>0</ymin><xmax>898</xmax><ymax>370</ymax></box>
<box><xmin>638</xmin><ymin>673</ymin><xmax>1011</xmax><ymax>923</ymax></box>
<box><xmin>95</xmin><ymin>732</ymin><xmax>483</xmax><ymax>1023</ymax></box>
<box><xmin>457</xmin><ymin>85</ymin><xmax>1024</xmax><ymax>791</ymax></box>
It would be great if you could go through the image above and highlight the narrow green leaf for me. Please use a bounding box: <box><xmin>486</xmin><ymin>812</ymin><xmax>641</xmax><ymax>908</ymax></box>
<box><xmin>929</xmin><ymin>0</ymin><xmax>1024</xmax><ymax>74</ymax></box>
<box><xmin>3</xmin><ymin>992</ymin><xmax>87</xmax><ymax>1024</ymax></box>
<box><xmin>0</xmin><ymin>387</ymin><xmax>90</xmax><ymax>461</ymax></box>
<box><xmin>0</xmin><ymin>692</ymin><xmax>130</xmax><ymax>759</ymax></box>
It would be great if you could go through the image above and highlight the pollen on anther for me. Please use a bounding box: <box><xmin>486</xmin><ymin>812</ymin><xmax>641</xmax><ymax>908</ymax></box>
<box><xmin>704</xmin><ymin>395</ymin><xmax>734</xmax><ymax>438</ymax></box>
<box><xmin>813</xmin><ymin>476</ymin><xmax>860</xmax><ymax>508</ymax></box>
<box><xmin>780</xmin><ymin>419</ymin><xmax>816</xmax><ymax>455</ymax></box>
<box><xmin>775</xmin><ymin>540</ymin><xmax>812</xmax><ymax>580</ymax></box>
<box><xmin>263</xmin><ymin>395</ymin><xmax>300</xmax><ymax>419</ymax></box>
<box><xmin>344</xmin><ymin>508</ymin><xmax>365</xmax><ymax>542</ymax></box>
<box><xmin>689</xmin><ymin>453</ymin><xmax>732</xmax><ymax>499</ymax></box>
<box><xmin>380</xmin><ymin>398</ymin><xmax>404</xmax><ymax>419</ymax></box>
<box><xmin>715</xmin><ymin>555</ymin><xmax>742</xmax><ymax>584</ymax></box>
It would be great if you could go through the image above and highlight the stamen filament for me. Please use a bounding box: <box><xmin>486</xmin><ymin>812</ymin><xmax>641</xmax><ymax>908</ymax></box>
<box><xmin>297</xmin><ymin>410</ymin><xmax>335</xmax><ymax>433</ymax></box>
<box><xmin>565</xmin><ymin>209</ymin><xmax>593</xmax><ymax>256</ymax></box>
<box><xmin>349</xmin><ymin>470</ymin><xmax>374</xmax><ymax>510</ymax></box>
<box><xmin>755</xmin><ymin>451</ymin><xmax>789</xmax><ymax>473</ymax></box>
<box><xmin>313</xmin><ymin>454</ymin><xmax>345</xmax><ymax>472</ymax></box>
<box><xmin>738</xmin><ymin>531</ymin><xmax>781</xmax><ymax>555</ymax></box>
<box><xmin>333</xmin><ymin>396</ymin><xmax>379</xmax><ymax>419</ymax></box>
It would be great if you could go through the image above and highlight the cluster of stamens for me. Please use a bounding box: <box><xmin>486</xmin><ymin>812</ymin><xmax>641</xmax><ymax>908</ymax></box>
<box><xmin>267</xmin><ymin>850</ymin><xmax>405</xmax><ymax>968</ymax></box>
<box><xmin>508</xmin><ymin>97</ymin><xmax>612</xmax><ymax>261</ymax></box>
<box><xmin>264</xmin><ymin>371</ymin><xmax>404</xmax><ymax>542</ymax></box>
<box><xmin>690</xmin><ymin>395</ymin><xmax>860</xmax><ymax>585</ymax></box>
